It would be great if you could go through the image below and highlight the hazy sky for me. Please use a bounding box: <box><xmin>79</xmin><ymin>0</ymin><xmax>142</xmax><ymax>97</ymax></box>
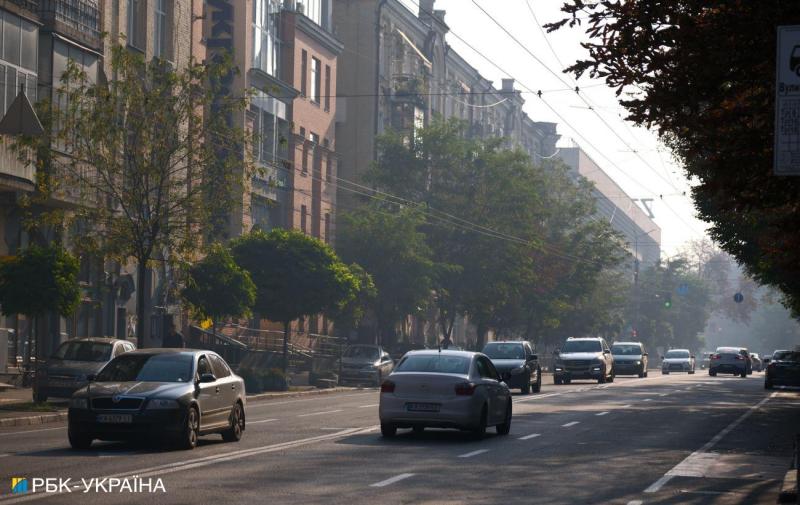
<box><xmin>397</xmin><ymin>0</ymin><xmax>709</xmax><ymax>256</ymax></box>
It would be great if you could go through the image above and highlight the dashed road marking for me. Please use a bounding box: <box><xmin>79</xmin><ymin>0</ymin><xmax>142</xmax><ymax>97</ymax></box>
<box><xmin>358</xmin><ymin>404</ymin><xmax>379</xmax><ymax>408</ymax></box>
<box><xmin>596</xmin><ymin>411</ymin><xmax>609</xmax><ymax>416</ymax></box>
<box><xmin>370</xmin><ymin>473</ymin><xmax>415</xmax><ymax>488</ymax></box>
<box><xmin>458</xmin><ymin>449</ymin><xmax>490</xmax><ymax>458</ymax></box>
<box><xmin>249</xmin><ymin>419</ymin><xmax>278</xmax><ymax>425</ymax></box>
<box><xmin>643</xmin><ymin>399</ymin><xmax>653</xmax><ymax>402</ymax></box>
<box><xmin>562</xmin><ymin>421</ymin><xmax>580</xmax><ymax>428</ymax></box>
<box><xmin>297</xmin><ymin>409</ymin><xmax>343</xmax><ymax>418</ymax></box>
<box><xmin>518</xmin><ymin>433</ymin><xmax>541</xmax><ymax>440</ymax></box>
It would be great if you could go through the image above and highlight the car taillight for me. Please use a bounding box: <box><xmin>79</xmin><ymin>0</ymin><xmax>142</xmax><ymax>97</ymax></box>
<box><xmin>455</xmin><ymin>382</ymin><xmax>477</xmax><ymax>396</ymax></box>
<box><xmin>711</xmin><ymin>354</ymin><xmax>720</xmax><ymax>360</ymax></box>
<box><xmin>380</xmin><ymin>380</ymin><xmax>395</xmax><ymax>393</ymax></box>
<box><xmin>735</xmin><ymin>355</ymin><xmax>744</xmax><ymax>360</ymax></box>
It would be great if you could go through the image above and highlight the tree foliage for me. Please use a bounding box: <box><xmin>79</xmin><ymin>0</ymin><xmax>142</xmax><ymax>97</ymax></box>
<box><xmin>14</xmin><ymin>43</ymin><xmax>251</xmax><ymax>344</ymax></box>
<box><xmin>549</xmin><ymin>1</ymin><xmax>800</xmax><ymax>315</ymax></box>
<box><xmin>182</xmin><ymin>243</ymin><xmax>256</xmax><ymax>325</ymax></box>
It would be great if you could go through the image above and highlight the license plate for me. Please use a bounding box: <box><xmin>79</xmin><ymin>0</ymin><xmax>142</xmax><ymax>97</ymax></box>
<box><xmin>96</xmin><ymin>414</ymin><xmax>132</xmax><ymax>424</ymax></box>
<box><xmin>406</xmin><ymin>403</ymin><xmax>440</xmax><ymax>412</ymax></box>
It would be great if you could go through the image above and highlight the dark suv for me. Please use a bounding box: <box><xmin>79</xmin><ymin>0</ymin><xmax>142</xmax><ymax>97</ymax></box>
<box><xmin>554</xmin><ymin>337</ymin><xmax>614</xmax><ymax>384</ymax></box>
<box><xmin>482</xmin><ymin>340</ymin><xmax>542</xmax><ymax>394</ymax></box>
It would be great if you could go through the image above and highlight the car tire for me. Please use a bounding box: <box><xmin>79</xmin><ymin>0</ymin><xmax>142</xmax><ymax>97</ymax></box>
<box><xmin>533</xmin><ymin>371</ymin><xmax>542</xmax><ymax>393</ymax></box>
<box><xmin>33</xmin><ymin>388</ymin><xmax>47</xmax><ymax>403</ymax></box>
<box><xmin>764</xmin><ymin>380</ymin><xmax>773</xmax><ymax>390</ymax></box>
<box><xmin>662</xmin><ymin>370</ymin><xmax>669</xmax><ymax>375</ymax></box>
<box><xmin>564</xmin><ymin>378</ymin><xmax>572</xmax><ymax>385</ymax></box>
<box><xmin>180</xmin><ymin>406</ymin><xmax>200</xmax><ymax>450</ymax></box>
<box><xmin>222</xmin><ymin>402</ymin><xmax>244</xmax><ymax>442</ymax></box>
<box><xmin>472</xmin><ymin>405</ymin><xmax>488</xmax><ymax>440</ymax></box>
<box><xmin>740</xmin><ymin>370</ymin><xmax>747</xmax><ymax>378</ymax></box>
<box><xmin>380</xmin><ymin>423</ymin><xmax>397</xmax><ymax>438</ymax></box>
<box><xmin>496</xmin><ymin>402</ymin><xmax>512</xmax><ymax>436</ymax></box>
<box><xmin>638</xmin><ymin>368</ymin><xmax>645</xmax><ymax>378</ymax></box>
<box><xmin>598</xmin><ymin>369</ymin><xmax>606</xmax><ymax>384</ymax></box>
<box><xmin>68</xmin><ymin>428</ymin><xmax>92</xmax><ymax>450</ymax></box>
<box><xmin>709</xmin><ymin>370</ymin><xmax>717</xmax><ymax>376</ymax></box>
<box><xmin>689</xmin><ymin>370</ymin><xmax>695</xmax><ymax>375</ymax></box>
<box><xmin>608</xmin><ymin>368</ymin><xmax>615</xmax><ymax>383</ymax></box>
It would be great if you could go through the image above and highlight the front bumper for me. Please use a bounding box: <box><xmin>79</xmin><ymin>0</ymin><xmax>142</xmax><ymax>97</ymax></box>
<box><xmin>339</xmin><ymin>368</ymin><xmax>380</xmax><ymax>384</ymax></box>
<box><xmin>615</xmin><ymin>362</ymin><xmax>643</xmax><ymax>375</ymax></box>
<box><xmin>663</xmin><ymin>363</ymin><xmax>692</xmax><ymax>373</ymax></box>
<box><xmin>553</xmin><ymin>365</ymin><xmax>604</xmax><ymax>380</ymax></box>
<box><xmin>379</xmin><ymin>394</ymin><xmax>481</xmax><ymax>430</ymax></box>
<box><xmin>68</xmin><ymin>408</ymin><xmax>185</xmax><ymax>440</ymax></box>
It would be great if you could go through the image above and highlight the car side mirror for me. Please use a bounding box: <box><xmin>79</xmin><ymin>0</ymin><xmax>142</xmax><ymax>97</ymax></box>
<box><xmin>86</xmin><ymin>374</ymin><xmax>96</xmax><ymax>382</ymax></box>
<box><xmin>643</xmin><ymin>352</ymin><xmax>648</xmax><ymax>357</ymax></box>
<box><xmin>199</xmin><ymin>373</ymin><xmax>216</xmax><ymax>383</ymax></box>
<box><xmin>603</xmin><ymin>349</ymin><xmax>611</xmax><ymax>354</ymax></box>
<box><xmin>660</xmin><ymin>356</ymin><xmax>665</xmax><ymax>360</ymax></box>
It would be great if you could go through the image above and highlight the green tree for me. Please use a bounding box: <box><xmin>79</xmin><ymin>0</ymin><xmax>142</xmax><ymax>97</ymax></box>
<box><xmin>337</xmin><ymin>205</ymin><xmax>434</xmax><ymax>345</ymax></box>
<box><xmin>0</xmin><ymin>244</ymin><xmax>80</xmax><ymax>361</ymax></box>
<box><xmin>182</xmin><ymin>243</ymin><xmax>256</xmax><ymax>338</ymax></box>
<box><xmin>15</xmin><ymin>43</ymin><xmax>250</xmax><ymax>346</ymax></box>
<box><xmin>326</xmin><ymin>263</ymin><xmax>377</xmax><ymax>338</ymax></box>
<box><xmin>231</xmin><ymin>229</ymin><xmax>360</xmax><ymax>372</ymax></box>
<box><xmin>549</xmin><ymin>1</ymin><xmax>800</xmax><ymax>315</ymax></box>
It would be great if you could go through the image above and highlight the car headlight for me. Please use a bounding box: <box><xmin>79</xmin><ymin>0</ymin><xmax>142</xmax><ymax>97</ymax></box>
<box><xmin>69</xmin><ymin>398</ymin><xmax>88</xmax><ymax>409</ymax></box>
<box><xmin>636</xmin><ymin>361</ymin><xmax>642</xmax><ymax>365</ymax></box>
<box><xmin>146</xmin><ymin>399</ymin><xmax>180</xmax><ymax>410</ymax></box>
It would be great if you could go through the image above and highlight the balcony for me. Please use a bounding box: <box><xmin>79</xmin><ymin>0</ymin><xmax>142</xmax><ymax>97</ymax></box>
<box><xmin>38</xmin><ymin>0</ymin><xmax>101</xmax><ymax>50</ymax></box>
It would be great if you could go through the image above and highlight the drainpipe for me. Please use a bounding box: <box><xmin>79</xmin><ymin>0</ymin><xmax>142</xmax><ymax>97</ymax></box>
<box><xmin>373</xmin><ymin>0</ymin><xmax>388</xmax><ymax>161</ymax></box>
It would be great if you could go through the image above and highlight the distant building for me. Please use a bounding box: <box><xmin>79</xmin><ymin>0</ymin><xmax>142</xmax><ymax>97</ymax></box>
<box><xmin>559</xmin><ymin>146</ymin><xmax>662</xmax><ymax>267</ymax></box>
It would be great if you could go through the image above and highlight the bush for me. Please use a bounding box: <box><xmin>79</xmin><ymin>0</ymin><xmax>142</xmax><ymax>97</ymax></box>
<box><xmin>237</xmin><ymin>367</ymin><xmax>289</xmax><ymax>393</ymax></box>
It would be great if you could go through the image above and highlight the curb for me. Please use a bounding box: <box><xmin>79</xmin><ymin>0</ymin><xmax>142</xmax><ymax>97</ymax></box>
<box><xmin>778</xmin><ymin>468</ymin><xmax>797</xmax><ymax>503</ymax></box>
<box><xmin>0</xmin><ymin>412</ymin><xmax>68</xmax><ymax>428</ymax></box>
<box><xmin>246</xmin><ymin>386</ymin><xmax>361</xmax><ymax>402</ymax></box>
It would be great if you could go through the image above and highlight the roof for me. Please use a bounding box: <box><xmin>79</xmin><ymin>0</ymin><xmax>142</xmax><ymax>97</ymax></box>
<box><xmin>125</xmin><ymin>348</ymin><xmax>204</xmax><ymax>356</ymax></box>
<box><xmin>406</xmin><ymin>349</ymin><xmax>477</xmax><ymax>358</ymax></box>
<box><xmin>567</xmin><ymin>337</ymin><xmax>603</xmax><ymax>341</ymax></box>
<box><xmin>612</xmin><ymin>341</ymin><xmax>643</xmax><ymax>346</ymax></box>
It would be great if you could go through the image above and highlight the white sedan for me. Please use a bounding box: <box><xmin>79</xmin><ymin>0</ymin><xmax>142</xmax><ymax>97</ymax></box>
<box><xmin>378</xmin><ymin>350</ymin><xmax>512</xmax><ymax>438</ymax></box>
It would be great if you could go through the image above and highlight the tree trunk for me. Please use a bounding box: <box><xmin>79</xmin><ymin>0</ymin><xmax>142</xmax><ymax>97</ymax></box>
<box><xmin>476</xmin><ymin>322</ymin><xmax>488</xmax><ymax>351</ymax></box>
<box><xmin>136</xmin><ymin>262</ymin><xmax>147</xmax><ymax>348</ymax></box>
<box><xmin>283</xmin><ymin>321</ymin><xmax>290</xmax><ymax>375</ymax></box>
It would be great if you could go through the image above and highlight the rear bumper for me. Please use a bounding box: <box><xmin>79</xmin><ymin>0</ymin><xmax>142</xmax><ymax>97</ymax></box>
<box><xmin>379</xmin><ymin>394</ymin><xmax>481</xmax><ymax>429</ymax></box>
<box><xmin>710</xmin><ymin>364</ymin><xmax>745</xmax><ymax>374</ymax></box>
<box><xmin>766</xmin><ymin>373</ymin><xmax>800</xmax><ymax>386</ymax></box>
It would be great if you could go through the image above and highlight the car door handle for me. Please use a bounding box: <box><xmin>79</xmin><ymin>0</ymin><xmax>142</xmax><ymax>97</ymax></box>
<box><xmin>215</xmin><ymin>386</ymin><xmax>220</xmax><ymax>393</ymax></box>
<box><xmin>231</xmin><ymin>384</ymin><xmax>236</xmax><ymax>390</ymax></box>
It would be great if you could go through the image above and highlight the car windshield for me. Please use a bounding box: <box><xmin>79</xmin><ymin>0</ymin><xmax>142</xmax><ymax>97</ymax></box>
<box><xmin>395</xmin><ymin>355</ymin><xmax>471</xmax><ymax>375</ymax></box>
<box><xmin>665</xmin><ymin>350</ymin><xmax>690</xmax><ymax>359</ymax></box>
<box><xmin>562</xmin><ymin>340</ymin><xmax>602</xmax><ymax>353</ymax></box>
<box><xmin>611</xmin><ymin>344</ymin><xmax>641</xmax><ymax>356</ymax></box>
<box><xmin>774</xmin><ymin>351</ymin><xmax>800</xmax><ymax>362</ymax></box>
<box><xmin>482</xmin><ymin>343</ymin><xmax>525</xmax><ymax>360</ymax></box>
<box><xmin>96</xmin><ymin>354</ymin><xmax>194</xmax><ymax>382</ymax></box>
<box><xmin>343</xmin><ymin>346</ymin><xmax>380</xmax><ymax>360</ymax></box>
<box><xmin>52</xmin><ymin>341</ymin><xmax>112</xmax><ymax>362</ymax></box>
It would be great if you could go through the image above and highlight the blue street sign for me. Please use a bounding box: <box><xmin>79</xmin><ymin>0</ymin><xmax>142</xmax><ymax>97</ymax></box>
<box><xmin>733</xmin><ymin>292</ymin><xmax>744</xmax><ymax>303</ymax></box>
<box><xmin>676</xmin><ymin>283</ymin><xmax>689</xmax><ymax>296</ymax></box>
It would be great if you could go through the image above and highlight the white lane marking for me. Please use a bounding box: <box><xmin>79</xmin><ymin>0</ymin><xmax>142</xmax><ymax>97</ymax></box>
<box><xmin>562</xmin><ymin>421</ymin><xmax>580</xmax><ymax>427</ymax></box>
<box><xmin>643</xmin><ymin>393</ymin><xmax>776</xmax><ymax>494</ymax></box>
<box><xmin>458</xmin><ymin>449</ymin><xmax>489</xmax><ymax>458</ymax></box>
<box><xmin>627</xmin><ymin>501</ymin><xmax>643</xmax><ymax>505</ymax></box>
<box><xmin>643</xmin><ymin>398</ymin><xmax>653</xmax><ymax>402</ymax></box>
<box><xmin>513</xmin><ymin>392</ymin><xmax>562</xmax><ymax>403</ymax></box>
<box><xmin>659</xmin><ymin>393</ymin><xmax>669</xmax><ymax>397</ymax></box>
<box><xmin>0</xmin><ymin>426</ymin><xmax>374</xmax><ymax>504</ymax></box>
<box><xmin>596</xmin><ymin>411</ymin><xmax>609</xmax><ymax>416</ymax></box>
<box><xmin>621</xmin><ymin>404</ymin><xmax>632</xmax><ymax>408</ymax></box>
<box><xmin>0</xmin><ymin>426</ymin><xmax>65</xmax><ymax>437</ymax></box>
<box><xmin>370</xmin><ymin>473</ymin><xmax>415</xmax><ymax>488</ymax></box>
<box><xmin>297</xmin><ymin>409</ymin><xmax>343</xmax><ymax>418</ymax></box>
<box><xmin>358</xmin><ymin>404</ymin><xmax>379</xmax><ymax>408</ymax></box>
<box><xmin>518</xmin><ymin>433</ymin><xmax>541</xmax><ymax>440</ymax></box>
<box><xmin>248</xmin><ymin>418</ymin><xmax>278</xmax><ymax>425</ymax></box>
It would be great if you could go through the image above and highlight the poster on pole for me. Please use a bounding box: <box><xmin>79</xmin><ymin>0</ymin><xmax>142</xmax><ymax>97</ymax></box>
<box><xmin>775</xmin><ymin>26</ymin><xmax>800</xmax><ymax>175</ymax></box>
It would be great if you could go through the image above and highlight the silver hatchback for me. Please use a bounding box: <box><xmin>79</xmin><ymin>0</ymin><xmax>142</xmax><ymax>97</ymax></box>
<box><xmin>379</xmin><ymin>350</ymin><xmax>512</xmax><ymax>438</ymax></box>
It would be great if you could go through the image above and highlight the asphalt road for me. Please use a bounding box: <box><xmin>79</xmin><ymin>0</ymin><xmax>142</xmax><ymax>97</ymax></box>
<box><xmin>0</xmin><ymin>371</ymin><xmax>798</xmax><ymax>505</ymax></box>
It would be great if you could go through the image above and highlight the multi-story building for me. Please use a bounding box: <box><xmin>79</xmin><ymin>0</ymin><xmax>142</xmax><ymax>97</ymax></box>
<box><xmin>333</xmin><ymin>0</ymin><xmax>559</xmax><ymax>206</ymax></box>
<box><xmin>559</xmin><ymin>146</ymin><xmax>662</xmax><ymax>267</ymax></box>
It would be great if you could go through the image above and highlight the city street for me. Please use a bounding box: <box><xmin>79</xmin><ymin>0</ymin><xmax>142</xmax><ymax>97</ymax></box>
<box><xmin>0</xmin><ymin>373</ymin><xmax>797</xmax><ymax>505</ymax></box>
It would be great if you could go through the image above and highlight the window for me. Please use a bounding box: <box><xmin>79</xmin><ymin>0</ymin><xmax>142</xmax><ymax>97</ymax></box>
<box><xmin>300</xmin><ymin>205</ymin><xmax>307</xmax><ymax>233</ymax></box>
<box><xmin>0</xmin><ymin>11</ymin><xmax>37</xmax><ymax>118</ymax></box>
<box><xmin>127</xmin><ymin>0</ymin><xmax>146</xmax><ymax>49</ymax></box>
<box><xmin>476</xmin><ymin>357</ymin><xmax>498</xmax><ymax>380</ymax></box>
<box><xmin>250</xmin><ymin>89</ymin><xmax>288</xmax><ymax>165</ymax></box>
<box><xmin>197</xmin><ymin>355</ymin><xmax>213</xmax><ymax>377</ymax></box>
<box><xmin>154</xmin><ymin>0</ymin><xmax>173</xmax><ymax>60</ymax></box>
<box><xmin>302</xmin><ymin>142</ymin><xmax>308</xmax><ymax>174</ymax></box>
<box><xmin>209</xmin><ymin>355</ymin><xmax>232</xmax><ymax>378</ymax></box>
<box><xmin>253</xmin><ymin>0</ymin><xmax>280</xmax><ymax>76</ymax></box>
<box><xmin>304</xmin><ymin>0</ymin><xmax>325</xmax><ymax>27</ymax></box>
<box><xmin>300</xmin><ymin>50</ymin><xmax>307</xmax><ymax>97</ymax></box>
<box><xmin>324</xmin><ymin>213</ymin><xmax>331</xmax><ymax>243</ymax></box>
<box><xmin>310</xmin><ymin>57</ymin><xmax>321</xmax><ymax>103</ymax></box>
<box><xmin>324</xmin><ymin>64</ymin><xmax>331</xmax><ymax>111</ymax></box>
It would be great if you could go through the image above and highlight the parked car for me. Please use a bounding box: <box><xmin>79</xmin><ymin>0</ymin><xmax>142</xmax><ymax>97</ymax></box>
<box><xmin>553</xmin><ymin>337</ymin><xmax>615</xmax><ymax>384</ymax></box>
<box><xmin>700</xmin><ymin>352</ymin><xmax>712</xmax><ymax>369</ymax></box>
<box><xmin>709</xmin><ymin>347</ymin><xmax>748</xmax><ymax>377</ymax></box>
<box><xmin>378</xmin><ymin>350</ymin><xmax>512</xmax><ymax>438</ymax></box>
<box><xmin>482</xmin><ymin>341</ymin><xmax>541</xmax><ymax>394</ymax></box>
<box><xmin>389</xmin><ymin>342</ymin><xmax>428</xmax><ymax>363</ymax></box>
<box><xmin>661</xmin><ymin>349</ymin><xmax>696</xmax><ymax>374</ymax></box>
<box><xmin>67</xmin><ymin>349</ymin><xmax>246</xmax><ymax>450</ymax></box>
<box><xmin>764</xmin><ymin>350</ymin><xmax>800</xmax><ymax>389</ymax></box>
<box><xmin>338</xmin><ymin>344</ymin><xmax>394</xmax><ymax>387</ymax></box>
<box><xmin>611</xmin><ymin>341</ymin><xmax>648</xmax><ymax>377</ymax></box>
<box><xmin>750</xmin><ymin>353</ymin><xmax>763</xmax><ymax>372</ymax></box>
<box><xmin>33</xmin><ymin>338</ymin><xmax>135</xmax><ymax>403</ymax></box>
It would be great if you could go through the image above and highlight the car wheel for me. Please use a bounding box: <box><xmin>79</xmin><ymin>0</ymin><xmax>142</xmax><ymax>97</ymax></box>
<box><xmin>689</xmin><ymin>370</ymin><xmax>695</xmax><ymax>375</ymax></box>
<box><xmin>380</xmin><ymin>423</ymin><xmax>397</xmax><ymax>438</ymax></box>
<box><xmin>533</xmin><ymin>371</ymin><xmax>542</xmax><ymax>393</ymax></box>
<box><xmin>564</xmin><ymin>378</ymin><xmax>572</xmax><ymax>385</ymax></box>
<box><xmin>709</xmin><ymin>370</ymin><xmax>717</xmax><ymax>376</ymax></box>
<box><xmin>68</xmin><ymin>428</ymin><xmax>92</xmax><ymax>450</ymax></box>
<box><xmin>608</xmin><ymin>368</ymin><xmax>615</xmax><ymax>383</ymax></box>
<box><xmin>740</xmin><ymin>370</ymin><xmax>747</xmax><ymax>378</ymax></box>
<box><xmin>638</xmin><ymin>368</ymin><xmax>645</xmax><ymax>378</ymax></box>
<box><xmin>222</xmin><ymin>402</ymin><xmax>244</xmax><ymax>442</ymax></box>
<box><xmin>598</xmin><ymin>369</ymin><xmax>606</xmax><ymax>384</ymax></box>
<box><xmin>33</xmin><ymin>388</ymin><xmax>47</xmax><ymax>403</ymax></box>
<box><xmin>662</xmin><ymin>370</ymin><xmax>669</xmax><ymax>375</ymax></box>
<box><xmin>496</xmin><ymin>401</ymin><xmax>512</xmax><ymax>436</ymax></box>
<box><xmin>180</xmin><ymin>406</ymin><xmax>200</xmax><ymax>450</ymax></box>
<box><xmin>472</xmin><ymin>405</ymin><xmax>488</xmax><ymax>439</ymax></box>
<box><xmin>764</xmin><ymin>380</ymin><xmax>773</xmax><ymax>390</ymax></box>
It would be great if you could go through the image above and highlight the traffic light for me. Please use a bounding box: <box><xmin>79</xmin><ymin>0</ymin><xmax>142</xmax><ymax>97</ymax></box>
<box><xmin>664</xmin><ymin>295</ymin><xmax>672</xmax><ymax>309</ymax></box>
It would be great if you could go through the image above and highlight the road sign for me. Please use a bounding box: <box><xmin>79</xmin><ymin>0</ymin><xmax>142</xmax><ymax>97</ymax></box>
<box><xmin>734</xmin><ymin>292</ymin><xmax>744</xmax><ymax>304</ymax></box>
<box><xmin>774</xmin><ymin>26</ymin><xmax>800</xmax><ymax>175</ymax></box>
<box><xmin>676</xmin><ymin>283</ymin><xmax>689</xmax><ymax>296</ymax></box>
